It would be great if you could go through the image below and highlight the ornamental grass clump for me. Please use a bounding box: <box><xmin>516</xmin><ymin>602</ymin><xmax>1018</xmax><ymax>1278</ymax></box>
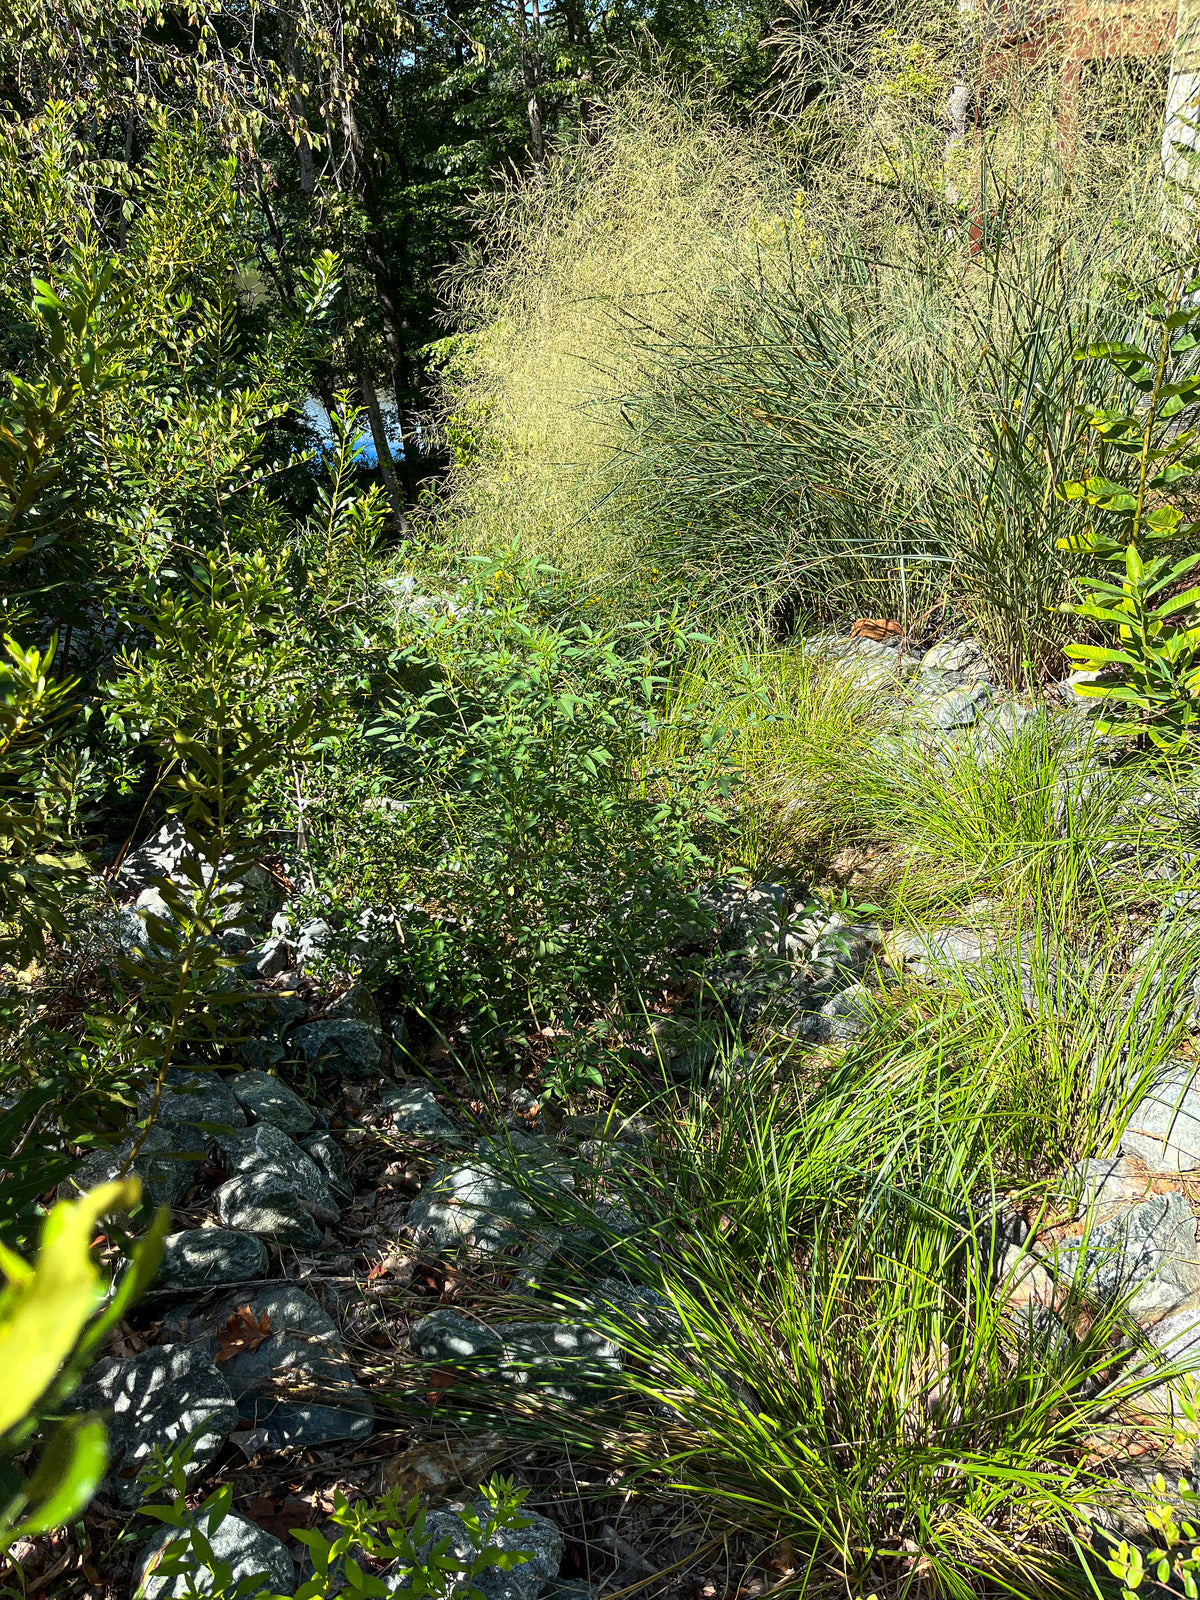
<box><xmin>404</xmin><ymin>1043</ymin><xmax>1200</xmax><ymax>1600</ymax></box>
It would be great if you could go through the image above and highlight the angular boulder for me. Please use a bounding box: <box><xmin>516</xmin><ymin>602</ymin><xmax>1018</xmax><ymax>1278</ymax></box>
<box><xmin>227</xmin><ymin>1070</ymin><xmax>315</xmax><ymax>1134</ymax></box>
<box><xmin>214</xmin><ymin>1169</ymin><xmax>327</xmax><ymax>1248</ymax></box>
<box><xmin>406</xmin><ymin>1162</ymin><xmax>537</xmax><ymax>1256</ymax></box>
<box><xmin>385</xmin><ymin>1502</ymin><xmax>564</xmax><ymax>1600</ymax></box>
<box><xmin>74</xmin><ymin>1345</ymin><xmax>238</xmax><ymax>1507</ymax></box>
<box><xmin>153</xmin><ymin>1227</ymin><xmax>269</xmax><ymax>1292</ymax></box>
<box><xmin>1054</xmin><ymin>1191</ymin><xmax>1200</xmax><ymax>1322</ymax></box>
<box><xmin>1121</xmin><ymin>1064</ymin><xmax>1200</xmax><ymax>1174</ymax></box>
<box><xmin>194</xmin><ymin>1284</ymin><xmax>373</xmax><ymax>1448</ymax></box>
<box><xmin>135</xmin><ymin>1510</ymin><xmax>292</xmax><ymax>1599</ymax></box>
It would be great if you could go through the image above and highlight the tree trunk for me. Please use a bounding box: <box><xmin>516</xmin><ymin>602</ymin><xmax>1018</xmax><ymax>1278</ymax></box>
<box><xmin>359</xmin><ymin>371</ymin><xmax>409</xmax><ymax>537</ymax></box>
<box><xmin>1164</xmin><ymin>0</ymin><xmax>1200</xmax><ymax>187</ymax></box>
<box><xmin>564</xmin><ymin>0</ymin><xmax>597</xmax><ymax>139</ymax></box>
<box><xmin>333</xmin><ymin>79</ymin><xmax>424</xmax><ymax>501</ymax></box>
<box><xmin>287</xmin><ymin>34</ymin><xmax>315</xmax><ymax>195</ymax></box>
<box><xmin>516</xmin><ymin>0</ymin><xmax>544</xmax><ymax>165</ymax></box>
<box><xmin>360</xmin><ymin>230</ymin><xmax>422</xmax><ymax>501</ymax></box>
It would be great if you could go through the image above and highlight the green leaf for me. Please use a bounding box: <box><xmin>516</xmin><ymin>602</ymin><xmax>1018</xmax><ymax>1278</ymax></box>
<box><xmin>10</xmin><ymin>1416</ymin><xmax>108</xmax><ymax>1537</ymax></box>
<box><xmin>0</xmin><ymin>1179</ymin><xmax>141</xmax><ymax>1435</ymax></box>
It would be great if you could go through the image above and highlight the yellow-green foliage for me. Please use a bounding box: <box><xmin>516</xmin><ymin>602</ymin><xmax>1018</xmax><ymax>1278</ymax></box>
<box><xmin>655</xmin><ymin>638</ymin><xmax>892</xmax><ymax>877</ymax></box>
<box><xmin>429</xmin><ymin>13</ymin><xmax>1173</xmax><ymax>644</ymax></box>
<box><xmin>430</xmin><ymin>86</ymin><xmax>792</xmax><ymax>580</ymax></box>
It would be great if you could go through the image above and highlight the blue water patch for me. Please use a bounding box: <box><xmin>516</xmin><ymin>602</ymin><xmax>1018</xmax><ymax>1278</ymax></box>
<box><xmin>303</xmin><ymin>395</ymin><xmax>407</xmax><ymax>466</ymax></box>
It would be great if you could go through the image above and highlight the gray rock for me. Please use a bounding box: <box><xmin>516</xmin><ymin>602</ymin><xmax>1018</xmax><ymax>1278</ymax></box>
<box><xmin>228</xmin><ymin>1070</ymin><xmax>315</xmax><ymax>1134</ymax></box>
<box><xmin>239</xmin><ymin>1038</ymin><xmax>286</xmax><ymax>1072</ymax></box>
<box><xmin>329</xmin><ymin>983</ymin><xmax>382</xmax><ymax>1028</ymax></box>
<box><xmin>923</xmin><ymin>682</ymin><xmax>994</xmax><ymax>731</ymax></box>
<box><xmin>920</xmin><ymin>637</ymin><xmax>987</xmax><ymax>677</ymax></box>
<box><xmin>236</xmin><ymin>995</ymin><xmax>306</xmax><ymax>1072</ymax></box>
<box><xmin>292</xmin><ymin>1019</ymin><xmax>383</xmax><ymax>1078</ymax></box>
<box><xmin>410</xmin><ymin>1310</ymin><xmax>619</xmax><ymax>1399</ymax></box>
<box><xmin>271</xmin><ymin>994</ymin><xmax>309</xmax><ymax>1027</ymax></box>
<box><xmin>215</xmin><ymin>1124</ymin><xmax>334</xmax><ymax>1209</ymax></box>
<box><xmin>668</xmin><ymin>1037</ymin><xmax>717</xmax><ymax>1084</ymax></box>
<box><xmin>195</xmin><ymin>1285</ymin><xmax>373</xmax><ymax>1448</ymax></box>
<box><xmin>405</xmin><ymin>1163</ymin><xmax>537</xmax><ymax>1256</ymax></box>
<box><xmin>219</xmin><ymin>925</ymin><xmax>260</xmax><ymax>958</ymax></box>
<box><xmin>698</xmin><ymin>880</ymin><xmax>802</xmax><ymax>956</ymax></box>
<box><xmin>112</xmin><ymin>820</ymin><xmax>190</xmax><ymax>895</ymax></box>
<box><xmin>382</xmin><ymin>1083</ymin><xmax>457</xmax><ymax>1138</ymax></box>
<box><xmin>409</xmin><ymin>1308</ymin><xmax>502</xmax><ymax>1362</ymax></box>
<box><xmin>67</xmin><ymin>1126</ymin><xmax>195</xmax><ymax>1210</ymax></box>
<box><xmin>1055</xmin><ymin>1192</ymin><xmax>1200</xmax><ymax>1321</ymax></box>
<box><xmin>976</xmin><ymin>701</ymin><xmax>1036</xmax><ymax>747</ymax></box>
<box><xmin>1139</xmin><ymin>1307</ymin><xmax>1200</xmax><ymax>1418</ymax></box>
<box><xmin>473</xmin><ymin>1134</ymin><xmax>574</xmax><ymax>1195</ymax></box>
<box><xmin>299</xmin><ymin>1131</ymin><xmax>352</xmax><ymax>1204</ymax></box>
<box><xmin>74</xmin><ymin>1345</ymin><xmax>238</xmax><ymax>1507</ymax></box>
<box><xmin>239</xmin><ymin>935</ymin><xmax>291</xmax><ymax>981</ymax></box>
<box><xmin>111</xmin><ymin>904</ymin><xmax>165</xmax><ymax>957</ymax></box>
<box><xmin>704</xmin><ymin>951</ymin><xmax>818</xmax><ymax>1029</ymax></box>
<box><xmin>1059</xmin><ymin>668</ymin><xmax>1107</xmax><ymax>706</ymax></box>
<box><xmin>810</xmin><ymin>629</ymin><xmax>900</xmax><ymax>660</ymax></box>
<box><xmin>136</xmin><ymin>885</ymin><xmax>172</xmax><ymax>920</ymax></box>
<box><xmin>890</xmin><ymin>926</ymin><xmax>993</xmax><ymax>974</ymax></box>
<box><xmin>495</xmin><ymin>1321</ymin><xmax>621</xmax><ymax>1400</ymax></box>
<box><xmin>153</xmin><ymin>1228</ymin><xmax>269</xmax><ymax>1291</ymax></box>
<box><xmin>588</xmin><ymin>1278</ymin><xmax>681</xmax><ymax>1337</ymax></box>
<box><xmin>1072</xmin><ymin>1154</ymin><xmax>1153</xmax><ymax>1211</ymax></box>
<box><xmin>842</xmin><ymin>652</ymin><xmax>918</xmax><ymax>690</ymax></box>
<box><xmin>1122</xmin><ymin>1064</ymin><xmax>1200</xmax><ymax>1174</ymax></box>
<box><xmin>820</xmin><ymin>980</ymin><xmax>874</xmax><ymax>1041</ymax></box>
<box><xmin>564</xmin><ymin>1113</ymin><xmax>651</xmax><ymax>1150</ymax></box>
<box><xmin>293</xmin><ymin>918</ymin><xmax>335</xmax><ymax>973</ymax></box>
<box><xmin>387</xmin><ymin>1503</ymin><xmax>563</xmax><ymax>1600</ymax></box>
<box><xmin>155</xmin><ymin>1071</ymin><xmax>245</xmax><ymax>1141</ymax></box>
<box><xmin>810</xmin><ymin>914</ymin><xmax>879</xmax><ymax>974</ymax></box>
<box><xmin>214</xmin><ymin>1169</ymin><xmax>326</xmax><ymax>1247</ymax></box>
<box><xmin>135</xmin><ymin>1511</ymin><xmax>293</xmax><ymax>1598</ymax></box>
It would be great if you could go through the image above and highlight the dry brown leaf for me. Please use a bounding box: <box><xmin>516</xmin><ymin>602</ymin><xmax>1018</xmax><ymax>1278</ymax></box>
<box><xmin>425</xmin><ymin>1366</ymin><xmax>456</xmax><ymax>1406</ymax></box>
<box><xmin>246</xmin><ymin>1494</ymin><xmax>314</xmax><ymax>1542</ymax></box>
<box><xmin>216</xmin><ymin>1304</ymin><xmax>272</xmax><ymax>1362</ymax></box>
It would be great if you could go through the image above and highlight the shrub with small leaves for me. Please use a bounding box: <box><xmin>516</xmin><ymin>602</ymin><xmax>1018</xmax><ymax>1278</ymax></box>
<box><xmin>135</xmin><ymin>1461</ymin><xmax>536</xmax><ymax>1600</ymax></box>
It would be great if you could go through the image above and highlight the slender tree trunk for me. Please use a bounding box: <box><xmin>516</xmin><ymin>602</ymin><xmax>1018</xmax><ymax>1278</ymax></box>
<box><xmin>360</xmin><ymin>231</ymin><xmax>421</xmax><ymax>501</ymax></box>
<box><xmin>515</xmin><ymin>0</ymin><xmax>544</xmax><ymax>165</ymax></box>
<box><xmin>359</xmin><ymin>371</ymin><xmax>409</xmax><ymax>536</ymax></box>
<box><xmin>1164</xmin><ymin>0</ymin><xmax>1200</xmax><ymax>187</ymax></box>
<box><xmin>564</xmin><ymin>0</ymin><xmax>597</xmax><ymax>139</ymax></box>
<box><xmin>287</xmin><ymin>34</ymin><xmax>315</xmax><ymax>195</ymax></box>
<box><xmin>333</xmin><ymin>79</ymin><xmax>423</xmax><ymax>501</ymax></box>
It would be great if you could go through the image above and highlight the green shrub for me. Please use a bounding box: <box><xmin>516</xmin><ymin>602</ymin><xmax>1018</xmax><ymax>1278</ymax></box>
<box><xmin>135</xmin><ymin>1465</ymin><xmax>536</xmax><ymax>1600</ymax></box>
<box><xmin>1056</xmin><ymin>214</ymin><xmax>1200</xmax><ymax>750</ymax></box>
<box><xmin>291</xmin><ymin>553</ymin><xmax>734</xmax><ymax>1035</ymax></box>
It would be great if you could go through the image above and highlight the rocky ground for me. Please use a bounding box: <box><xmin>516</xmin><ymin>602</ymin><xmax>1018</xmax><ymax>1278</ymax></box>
<box><xmin>18</xmin><ymin>631</ymin><xmax>1200</xmax><ymax>1598</ymax></box>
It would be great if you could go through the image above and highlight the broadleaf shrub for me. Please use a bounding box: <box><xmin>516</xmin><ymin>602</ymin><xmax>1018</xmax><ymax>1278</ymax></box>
<box><xmin>290</xmin><ymin>553</ymin><xmax>735</xmax><ymax>1033</ymax></box>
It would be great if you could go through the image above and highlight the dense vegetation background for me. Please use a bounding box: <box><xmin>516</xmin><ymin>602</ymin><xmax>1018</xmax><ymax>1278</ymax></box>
<box><xmin>10</xmin><ymin>0</ymin><xmax>1200</xmax><ymax>1594</ymax></box>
